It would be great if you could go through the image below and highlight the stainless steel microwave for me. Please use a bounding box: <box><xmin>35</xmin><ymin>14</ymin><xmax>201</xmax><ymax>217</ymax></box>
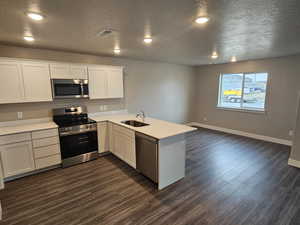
<box><xmin>51</xmin><ymin>79</ymin><xmax>89</xmax><ymax>99</ymax></box>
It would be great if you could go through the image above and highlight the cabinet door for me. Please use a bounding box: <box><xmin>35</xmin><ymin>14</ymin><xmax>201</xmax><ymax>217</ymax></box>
<box><xmin>70</xmin><ymin>65</ymin><xmax>88</xmax><ymax>79</ymax></box>
<box><xmin>0</xmin><ymin>141</ymin><xmax>35</xmax><ymax>178</ymax></box>
<box><xmin>0</xmin><ymin>60</ymin><xmax>24</xmax><ymax>104</ymax></box>
<box><xmin>0</xmin><ymin>158</ymin><xmax>4</xmax><ymax>189</ymax></box>
<box><xmin>125</xmin><ymin>136</ymin><xmax>136</xmax><ymax>169</ymax></box>
<box><xmin>49</xmin><ymin>63</ymin><xmax>71</xmax><ymax>79</ymax></box>
<box><xmin>111</xmin><ymin>125</ymin><xmax>136</xmax><ymax>168</ymax></box>
<box><xmin>113</xmin><ymin>130</ymin><xmax>126</xmax><ymax>160</ymax></box>
<box><xmin>22</xmin><ymin>62</ymin><xmax>53</xmax><ymax>102</ymax></box>
<box><xmin>88</xmin><ymin>67</ymin><xmax>108</xmax><ymax>99</ymax></box>
<box><xmin>97</xmin><ymin>122</ymin><xmax>109</xmax><ymax>153</ymax></box>
<box><xmin>107</xmin><ymin>67</ymin><xmax>124</xmax><ymax>98</ymax></box>
<box><xmin>108</xmin><ymin>122</ymin><xmax>113</xmax><ymax>152</ymax></box>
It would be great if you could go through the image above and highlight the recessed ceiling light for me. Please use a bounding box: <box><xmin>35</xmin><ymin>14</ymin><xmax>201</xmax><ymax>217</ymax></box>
<box><xmin>211</xmin><ymin>52</ymin><xmax>218</xmax><ymax>59</ymax></box>
<box><xmin>231</xmin><ymin>56</ymin><xmax>237</xmax><ymax>62</ymax></box>
<box><xmin>195</xmin><ymin>16</ymin><xmax>210</xmax><ymax>24</ymax></box>
<box><xmin>144</xmin><ymin>37</ymin><xmax>153</xmax><ymax>44</ymax></box>
<box><xmin>114</xmin><ymin>48</ymin><xmax>121</xmax><ymax>54</ymax></box>
<box><xmin>27</xmin><ymin>12</ymin><xmax>44</xmax><ymax>21</ymax></box>
<box><xmin>24</xmin><ymin>36</ymin><xmax>35</xmax><ymax>42</ymax></box>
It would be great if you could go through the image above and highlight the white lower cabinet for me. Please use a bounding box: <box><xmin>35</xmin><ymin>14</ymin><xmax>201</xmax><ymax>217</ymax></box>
<box><xmin>97</xmin><ymin>122</ymin><xmax>110</xmax><ymax>153</ymax></box>
<box><xmin>0</xmin><ymin>128</ymin><xmax>61</xmax><ymax>179</ymax></box>
<box><xmin>111</xmin><ymin>124</ymin><xmax>136</xmax><ymax>168</ymax></box>
<box><xmin>35</xmin><ymin>154</ymin><xmax>61</xmax><ymax>170</ymax></box>
<box><xmin>32</xmin><ymin>128</ymin><xmax>61</xmax><ymax>169</ymax></box>
<box><xmin>0</xmin><ymin>141</ymin><xmax>35</xmax><ymax>178</ymax></box>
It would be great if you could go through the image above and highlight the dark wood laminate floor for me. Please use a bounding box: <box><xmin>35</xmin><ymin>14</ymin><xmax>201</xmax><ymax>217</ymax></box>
<box><xmin>1</xmin><ymin>128</ymin><xmax>300</xmax><ymax>225</ymax></box>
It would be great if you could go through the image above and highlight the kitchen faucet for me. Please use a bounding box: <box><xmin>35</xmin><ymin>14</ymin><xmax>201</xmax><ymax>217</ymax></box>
<box><xmin>136</xmin><ymin>110</ymin><xmax>146</xmax><ymax>121</ymax></box>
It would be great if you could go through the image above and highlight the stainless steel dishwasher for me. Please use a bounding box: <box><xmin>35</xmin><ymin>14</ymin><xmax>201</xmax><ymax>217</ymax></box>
<box><xmin>135</xmin><ymin>132</ymin><xmax>158</xmax><ymax>183</ymax></box>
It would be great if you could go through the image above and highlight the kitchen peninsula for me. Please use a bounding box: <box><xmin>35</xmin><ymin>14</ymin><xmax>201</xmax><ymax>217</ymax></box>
<box><xmin>90</xmin><ymin>113</ymin><xmax>197</xmax><ymax>189</ymax></box>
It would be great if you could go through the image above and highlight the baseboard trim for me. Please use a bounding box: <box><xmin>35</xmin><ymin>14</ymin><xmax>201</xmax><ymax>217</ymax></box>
<box><xmin>288</xmin><ymin>158</ymin><xmax>300</xmax><ymax>168</ymax></box>
<box><xmin>187</xmin><ymin>122</ymin><xmax>292</xmax><ymax>146</ymax></box>
<box><xmin>4</xmin><ymin>164</ymin><xmax>61</xmax><ymax>182</ymax></box>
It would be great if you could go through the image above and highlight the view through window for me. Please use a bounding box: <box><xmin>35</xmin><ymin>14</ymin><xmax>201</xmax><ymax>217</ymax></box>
<box><xmin>218</xmin><ymin>73</ymin><xmax>268</xmax><ymax>111</ymax></box>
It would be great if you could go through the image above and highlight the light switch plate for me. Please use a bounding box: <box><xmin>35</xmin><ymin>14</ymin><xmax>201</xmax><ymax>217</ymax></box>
<box><xmin>289</xmin><ymin>130</ymin><xmax>294</xmax><ymax>136</ymax></box>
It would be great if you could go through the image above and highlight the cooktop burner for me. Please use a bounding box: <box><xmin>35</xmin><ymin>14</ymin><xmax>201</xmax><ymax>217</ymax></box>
<box><xmin>52</xmin><ymin>106</ymin><xmax>95</xmax><ymax>128</ymax></box>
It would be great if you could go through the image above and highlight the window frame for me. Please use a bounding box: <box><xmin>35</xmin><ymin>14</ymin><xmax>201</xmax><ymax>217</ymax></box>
<box><xmin>217</xmin><ymin>72</ymin><xmax>270</xmax><ymax>113</ymax></box>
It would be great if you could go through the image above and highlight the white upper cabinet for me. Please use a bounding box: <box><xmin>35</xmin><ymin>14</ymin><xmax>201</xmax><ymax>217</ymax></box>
<box><xmin>50</xmin><ymin>63</ymin><xmax>88</xmax><ymax>79</ymax></box>
<box><xmin>0</xmin><ymin>59</ymin><xmax>52</xmax><ymax>104</ymax></box>
<box><xmin>88</xmin><ymin>66</ymin><xmax>123</xmax><ymax>99</ymax></box>
<box><xmin>49</xmin><ymin>63</ymin><xmax>70</xmax><ymax>79</ymax></box>
<box><xmin>0</xmin><ymin>60</ymin><xmax>24</xmax><ymax>104</ymax></box>
<box><xmin>0</xmin><ymin>57</ymin><xmax>123</xmax><ymax>104</ymax></box>
<box><xmin>88</xmin><ymin>66</ymin><xmax>108</xmax><ymax>99</ymax></box>
<box><xmin>70</xmin><ymin>64</ymin><xmax>88</xmax><ymax>79</ymax></box>
<box><xmin>107</xmin><ymin>67</ymin><xmax>124</xmax><ymax>98</ymax></box>
<box><xmin>21</xmin><ymin>62</ymin><xmax>52</xmax><ymax>102</ymax></box>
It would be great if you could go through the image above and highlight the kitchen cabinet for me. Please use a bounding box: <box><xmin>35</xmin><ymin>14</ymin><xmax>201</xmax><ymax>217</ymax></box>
<box><xmin>111</xmin><ymin>124</ymin><xmax>136</xmax><ymax>168</ymax></box>
<box><xmin>0</xmin><ymin>60</ymin><xmax>24</xmax><ymax>104</ymax></box>
<box><xmin>97</xmin><ymin>122</ymin><xmax>110</xmax><ymax>153</ymax></box>
<box><xmin>0</xmin><ymin>158</ymin><xmax>4</xmax><ymax>190</ymax></box>
<box><xmin>88</xmin><ymin>66</ymin><xmax>108</xmax><ymax>99</ymax></box>
<box><xmin>0</xmin><ymin>128</ymin><xmax>61</xmax><ymax>179</ymax></box>
<box><xmin>70</xmin><ymin>64</ymin><xmax>88</xmax><ymax>79</ymax></box>
<box><xmin>0</xmin><ymin>60</ymin><xmax>52</xmax><ymax>104</ymax></box>
<box><xmin>50</xmin><ymin>63</ymin><xmax>87</xmax><ymax>79</ymax></box>
<box><xmin>107</xmin><ymin>67</ymin><xmax>124</xmax><ymax>98</ymax></box>
<box><xmin>21</xmin><ymin>62</ymin><xmax>52</xmax><ymax>102</ymax></box>
<box><xmin>0</xmin><ymin>141</ymin><xmax>35</xmax><ymax>178</ymax></box>
<box><xmin>88</xmin><ymin>66</ymin><xmax>124</xmax><ymax>99</ymax></box>
<box><xmin>32</xmin><ymin>128</ymin><xmax>61</xmax><ymax>169</ymax></box>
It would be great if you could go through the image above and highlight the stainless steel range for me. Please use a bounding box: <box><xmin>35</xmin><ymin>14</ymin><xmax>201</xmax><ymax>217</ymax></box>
<box><xmin>53</xmin><ymin>106</ymin><xmax>98</xmax><ymax>167</ymax></box>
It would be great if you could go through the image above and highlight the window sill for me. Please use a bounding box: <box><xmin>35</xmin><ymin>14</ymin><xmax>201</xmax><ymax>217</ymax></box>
<box><xmin>216</xmin><ymin>106</ymin><xmax>267</xmax><ymax>114</ymax></box>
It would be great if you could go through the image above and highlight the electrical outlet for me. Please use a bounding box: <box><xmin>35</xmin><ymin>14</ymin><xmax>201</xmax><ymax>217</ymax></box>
<box><xmin>289</xmin><ymin>130</ymin><xmax>294</xmax><ymax>136</ymax></box>
<box><xmin>17</xmin><ymin>112</ymin><xmax>23</xmax><ymax>120</ymax></box>
<box><xmin>103</xmin><ymin>105</ymin><xmax>108</xmax><ymax>111</ymax></box>
<box><xmin>203</xmin><ymin>117</ymin><xmax>208</xmax><ymax>122</ymax></box>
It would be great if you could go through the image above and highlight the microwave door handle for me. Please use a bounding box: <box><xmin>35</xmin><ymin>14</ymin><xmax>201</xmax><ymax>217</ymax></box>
<box><xmin>80</xmin><ymin>82</ymin><xmax>84</xmax><ymax>97</ymax></box>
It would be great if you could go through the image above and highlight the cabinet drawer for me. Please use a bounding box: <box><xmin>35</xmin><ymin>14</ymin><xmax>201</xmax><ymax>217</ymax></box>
<box><xmin>32</xmin><ymin>129</ymin><xmax>58</xmax><ymax>139</ymax></box>
<box><xmin>35</xmin><ymin>154</ymin><xmax>61</xmax><ymax>169</ymax></box>
<box><xmin>0</xmin><ymin>132</ymin><xmax>31</xmax><ymax>145</ymax></box>
<box><xmin>32</xmin><ymin>136</ymin><xmax>59</xmax><ymax>148</ymax></box>
<box><xmin>34</xmin><ymin>144</ymin><xmax>60</xmax><ymax>159</ymax></box>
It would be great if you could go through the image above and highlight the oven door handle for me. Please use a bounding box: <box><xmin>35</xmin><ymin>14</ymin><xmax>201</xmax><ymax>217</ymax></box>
<box><xmin>59</xmin><ymin>128</ymin><xmax>96</xmax><ymax>137</ymax></box>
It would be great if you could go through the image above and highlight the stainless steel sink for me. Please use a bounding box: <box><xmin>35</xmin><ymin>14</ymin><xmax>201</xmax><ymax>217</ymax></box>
<box><xmin>121</xmin><ymin>120</ymin><xmax>149</xmax><ymax>127</ymax></box>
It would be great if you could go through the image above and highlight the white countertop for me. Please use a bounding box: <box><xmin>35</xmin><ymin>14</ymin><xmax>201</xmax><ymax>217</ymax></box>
<box><xmin>89</xmin><ymin>114</ymin><xmax>196</xmax><ymax>139</ymax></box>
<box><xmin>0</xmin><ymin>119</ymin><xmax>58</xmax><ymax>136</ymax></box>
<box><xmin>0</xmin><ymin>113</ymin><xmax>196</xmax><ymax>139</ymax></box>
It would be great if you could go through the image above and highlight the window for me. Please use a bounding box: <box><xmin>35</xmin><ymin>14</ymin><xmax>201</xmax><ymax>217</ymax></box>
<box><xmin>218</xmin><ymin>72</ymin><xmax>269</xmax><ymax>111</ymax></box>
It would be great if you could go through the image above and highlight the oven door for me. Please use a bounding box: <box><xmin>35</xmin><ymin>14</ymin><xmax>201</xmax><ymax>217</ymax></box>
<box><xmin>59</xmin><ymin>130</ymin><xmax>98</xmax><ymax>159</ymax></box>
<box><xmin>52</xmin><ymin>79</ymin><xmax>88</xmax><ymax>99</ymax></box>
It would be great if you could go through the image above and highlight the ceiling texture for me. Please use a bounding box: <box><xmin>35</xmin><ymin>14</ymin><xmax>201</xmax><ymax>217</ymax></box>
<box><xmin>0</xmin><ymin>0</ymin><xmax>300</xmax><ymax>65</ymax></box>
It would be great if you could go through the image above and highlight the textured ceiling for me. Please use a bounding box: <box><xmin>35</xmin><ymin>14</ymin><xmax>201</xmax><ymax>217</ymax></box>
<box><xmin>0</xmin><ymin>0</ymin><xmax>300</xmax><ymax>65</ymax></box>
